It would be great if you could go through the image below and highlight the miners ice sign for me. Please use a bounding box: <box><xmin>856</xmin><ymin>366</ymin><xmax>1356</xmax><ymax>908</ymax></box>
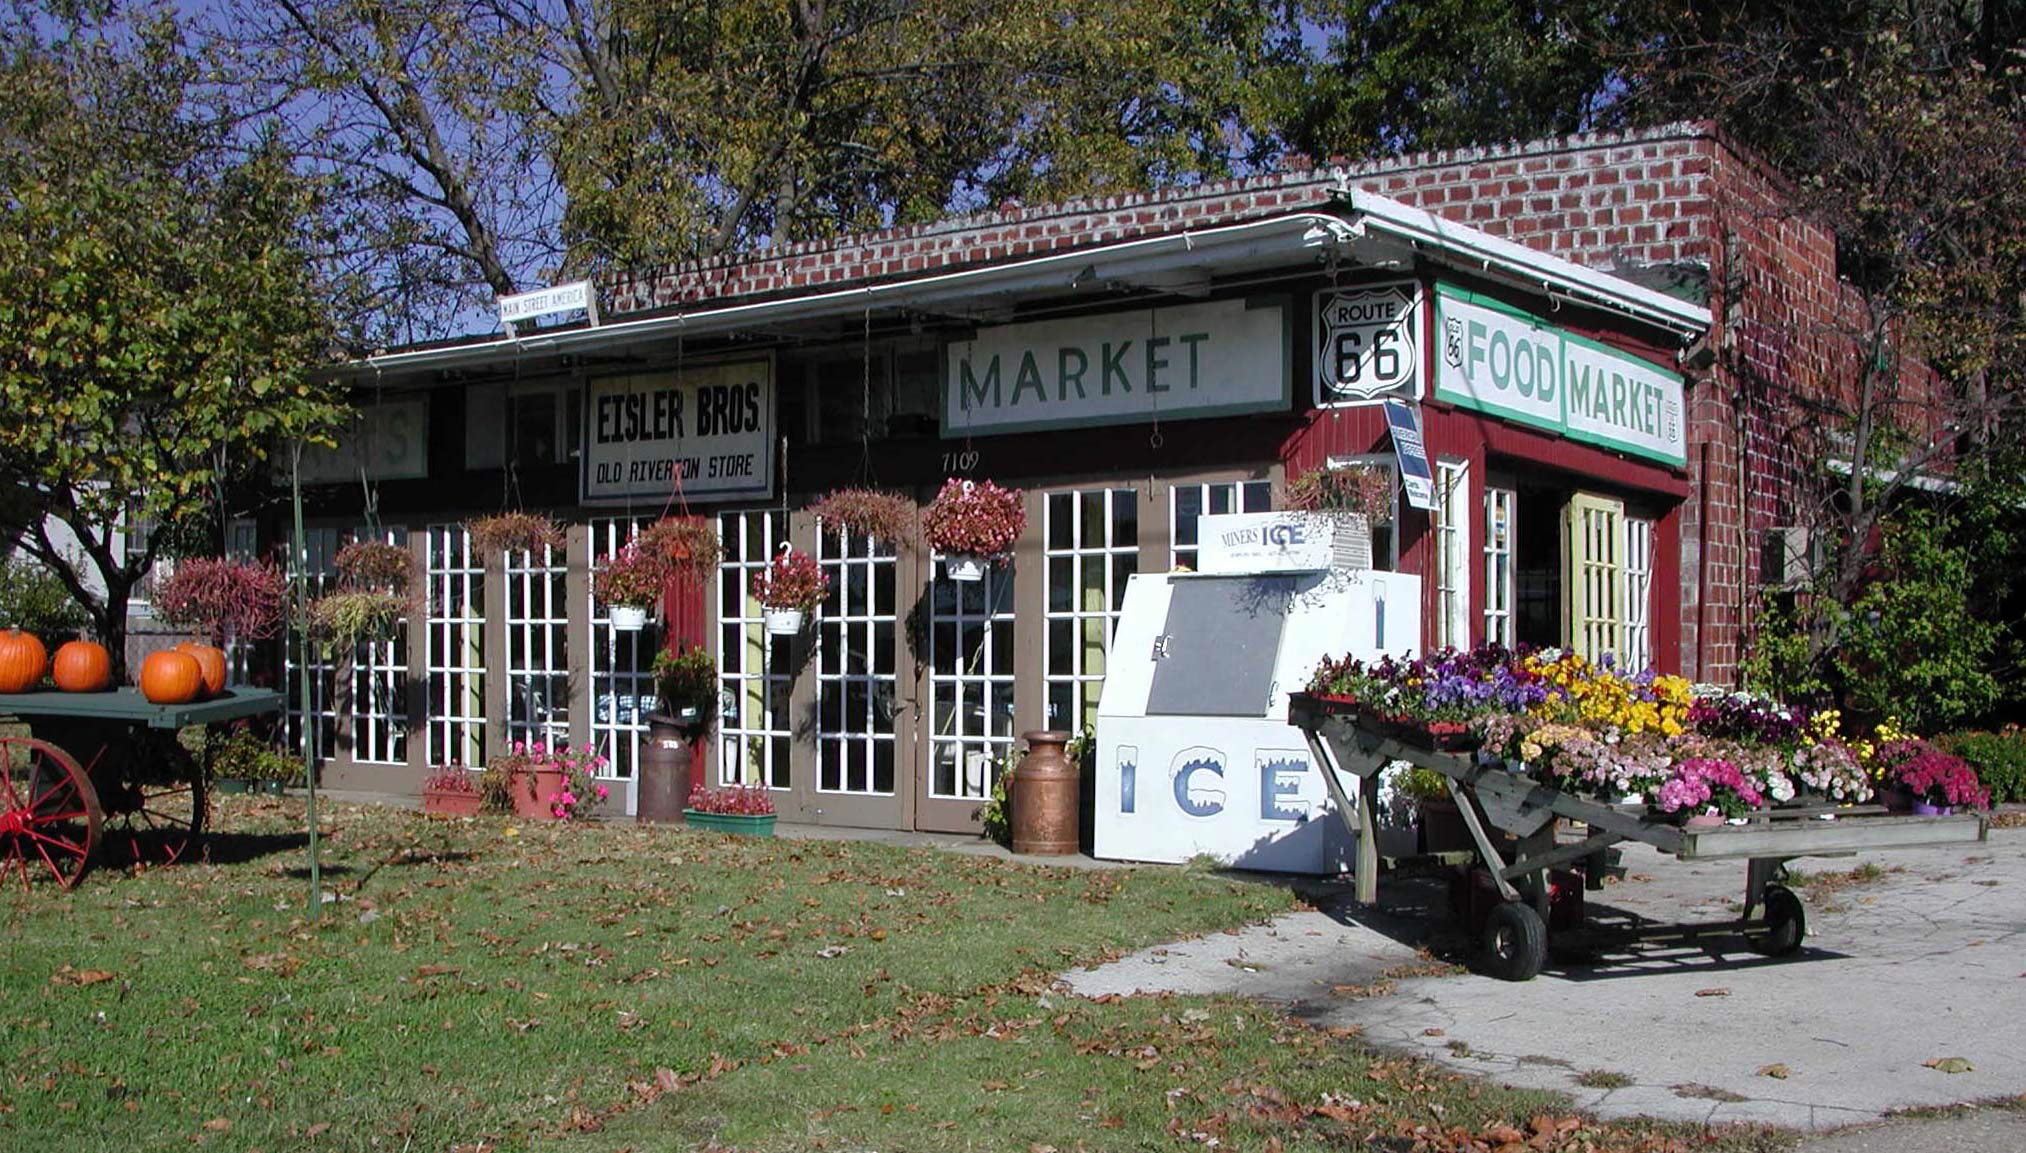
<box><xmin>1314</xmin><ymin>281</ymin><xmax>1422</xmax><ymax>406</ymax></box>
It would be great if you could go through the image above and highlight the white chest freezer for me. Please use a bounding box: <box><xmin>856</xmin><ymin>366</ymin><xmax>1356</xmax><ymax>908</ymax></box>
<box><xmin>1093</xmin><ymin>551</ymin><xmax>1420</xmax><ymax>874</ymax></box>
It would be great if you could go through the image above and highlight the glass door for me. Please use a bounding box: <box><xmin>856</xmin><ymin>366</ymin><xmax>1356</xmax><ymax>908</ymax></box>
<box><xmin>1043</xmin><ymin>488</ymin><xmax>1138</xmax><ymax>734</ymax></box>
<box><xmin>915</xmin><ymin>552</ymin><xmax>1016</xmax><ymax>832</ymax></box>
<box><xmin>715</xmin><ymin>511</ymin><xmax>793</xmax><ymax>792</ymax></box>
<box><xmin>589</xmin><ymin>517</ymin><xmax>655</xmax><ymax>814</ymax></box>
<box><xmin>1563</xmin><ymin>492</ymin><xmax>1625</xmax><ymax>664</ymax></box>
<box><xmin>425</xmin><ymin>524</ymin><xmax>486</xmax><ymax>770</ymax></box>
<box><xmin>809</xmin><ymin>526</ymin><xmax>904</xmax><ymax>827</ymax></box>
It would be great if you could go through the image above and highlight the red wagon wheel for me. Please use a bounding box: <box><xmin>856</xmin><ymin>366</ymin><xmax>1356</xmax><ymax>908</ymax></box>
<box><xmin>0</xmin><ymin>737</ymin><xmax>102</xmax><ymax>891</ymax></box>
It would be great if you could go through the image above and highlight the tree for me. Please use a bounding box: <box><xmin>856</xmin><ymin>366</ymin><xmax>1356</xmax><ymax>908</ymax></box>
<box><xmin>0</xmin><ymin>12</ymin><xmax>346</xmax><ymax>676</ymax></box>
<box><xmin>1278</xmin><ymin>0</ymin><xmax>1630</xmax><ymax>161</ymax></box>
<box><xmin>1623</xmin><ymin>6</ymin><xmax>2024</xmax><ymax>711</ymax></box>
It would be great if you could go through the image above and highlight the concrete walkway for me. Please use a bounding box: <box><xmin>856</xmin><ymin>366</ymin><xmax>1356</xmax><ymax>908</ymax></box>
<box><xmin>1067</xmin><ymin>830</ymin><xmax>2026</xmax><ymax>1135</ymax></box>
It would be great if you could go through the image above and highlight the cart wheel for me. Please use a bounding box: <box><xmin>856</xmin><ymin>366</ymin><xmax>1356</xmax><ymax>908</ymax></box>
<box><xmin>1749</xmin><ymin>884</ymin><xmax>1806</xmax><ymax>956</ymax></box>
<box><xmin>100</xmin><ymin>732</ymin><xmax>207</xmax><ymax>869</ymax></box>
<box><xmin>0</xmin><ymin>737</ymin><xmax>102</xmax><ymax>890</ymax></box>
<box><xmin>1479</xmin><ymin>900</ymin><xmax>1548</xmax><ymax>981</ymax></box>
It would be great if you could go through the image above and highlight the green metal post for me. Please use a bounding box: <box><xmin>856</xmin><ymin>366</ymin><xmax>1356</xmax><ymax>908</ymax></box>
<box><xmin>292</xmin><ymin>445</ymin><xmax>320</xmax><ymax>919</ymax></box>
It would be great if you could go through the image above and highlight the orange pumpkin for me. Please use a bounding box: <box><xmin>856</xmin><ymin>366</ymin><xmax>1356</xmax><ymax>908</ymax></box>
<box><xmin>138</xmin><ymin>650</ymin><xmax>203</xmax><ymax>705</ymax></box>
<box><xmin>0</xmin><ymin>629</ymin><xmax>48</xmax><ymax>693</ymax></box>
<box><xmin>175</xmin><ymin>642</ymin><xmax>228</xmax><ymax>698</ymax></box>
<box><xmin>51</xmin><ymin>640</ymin><xmax>113</xmax><ymax>693</ymax></box>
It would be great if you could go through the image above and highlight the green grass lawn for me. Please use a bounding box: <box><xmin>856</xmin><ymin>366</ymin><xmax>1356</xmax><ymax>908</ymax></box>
<box><xmin>0</xmin><ymin>798</ymin><xmax>1787</xmax><ymax>1153</ymax></box>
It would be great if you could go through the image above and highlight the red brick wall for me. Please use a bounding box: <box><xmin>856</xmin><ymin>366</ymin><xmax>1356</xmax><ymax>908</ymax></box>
<box><xmin>607</xmin><ymin>122</ymin><xmax>1908</xmax><ymax>687</ymax></box>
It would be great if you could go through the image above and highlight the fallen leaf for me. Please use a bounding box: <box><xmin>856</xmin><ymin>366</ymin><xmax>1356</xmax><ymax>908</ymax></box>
<box><xmin>203</xmin><ymin>1118</ymin><xmax>232</xmax><ymax>1132</ymax></box>
<box><xmin>1758</xmin><ymin>1063</ymin><xmax>1791</xmax><ymax>1079</ymax></box>
<box><xmin>50</xmin><ymin>966</ymin><xmax>118</xmax><ymax>987</ymax></box>
<box><xmin>1422</xmin><ymin>1028</ymin><xmax>1446</xmax><ymax>1037</ymax></box>
<box><xmin>305</xmin><ymin>1122</ymin><xmax>331</xmax><ymax>1138</ymax></box>
<box><xmin>1695</xmin><ymin>988</ymin><xmax>1730</xmax><ymax>997</ymax></box>
<box><xmin>654</xmin><ymin>1067</ymin><xmax>681</xmax><ymax>1093</ymax></box>
<box><xmin>1923</xmin><ymin>1057</ymin><xmax>1974</xmax><ymax>1074</ymax></box>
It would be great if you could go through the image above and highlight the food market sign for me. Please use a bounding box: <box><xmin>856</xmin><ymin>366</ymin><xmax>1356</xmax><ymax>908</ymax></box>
<box><xmin>581</xmin><ymin>358</ymin><xmax>774</xmax><ymax>505</ymax></box>
<box><xmin>943</xmin><ymin>298</ymin><xmax>1289</xmax><ymax>437</ymax></box>
<box><xmin>1435</xmin><ymin>282</ymin><xmax>1686</xmax><ymax>467</ymax></box>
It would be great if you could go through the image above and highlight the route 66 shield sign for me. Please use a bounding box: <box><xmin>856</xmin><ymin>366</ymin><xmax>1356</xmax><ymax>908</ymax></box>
<box><xmin>1315</xmin><ymin>282</ymin><xmax>1422</xmax><ymax>406</ymax></box>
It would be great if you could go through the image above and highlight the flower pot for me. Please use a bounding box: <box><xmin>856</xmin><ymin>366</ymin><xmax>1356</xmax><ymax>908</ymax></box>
<box><xmin>423</xmin><ymin>788</ymin><xmax>484</xmax><ymax>817</ymax></box>
<box><xmin>509</xmin><ymin>767</ymin><xmax>568</xmax><ymax>821</ymax></box>
<box><xmin>683</xmin><ymin>810</ymin><xmax>776</xmax><ymax>837</ymax></box>
<box><xmin>764</xmin><ymin>608</ymin><xmax>804</xmax><ymax>635</ymax></box>
<box><xmin>944</xmin><ymin>554</ymin><xmax>988</xmax><ymax>582</ymax></box>
<box><xmin>609</xmin><ymin>604</ymin><xmax>649</xmax><ymax>632</ymax></box>
<box><xmin>214</xmin><ymin>777</ymin><xmax>254</xmax><ymax>796</ymax></box>
<box><xmin>1911</xmin><ymin>800</ymin><xmax>1953</xmax><ymax>816</ymax></box>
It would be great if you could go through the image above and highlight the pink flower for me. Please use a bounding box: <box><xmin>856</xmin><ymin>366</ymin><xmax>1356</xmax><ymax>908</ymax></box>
<box><xmin>595</xmin><ymin>785</ymin><xmax>609</xmax><ymax>799</ymax></box>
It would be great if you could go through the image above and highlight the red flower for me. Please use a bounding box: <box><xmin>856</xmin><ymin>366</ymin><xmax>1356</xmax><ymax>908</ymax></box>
<box><xmin>922</xmin><ymin>477</ymin><xmax>1026</xmax><ymax>558</ymax></box>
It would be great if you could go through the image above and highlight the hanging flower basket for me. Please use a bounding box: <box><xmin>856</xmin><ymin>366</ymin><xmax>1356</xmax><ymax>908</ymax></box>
<box><xmin>923</xmin><ymin>478</ymin><xmax>1024</xmax><ymax>578</ymax></box>
<box><xmin>751</xmin><ymin>545</ymin><xmax>827</xmax><ymax>635</ymax></box>
<box><xmin>305</xmin><ymin>589</ymin><xmax>408</xmax><ymax>651</ymax></box>
<box><xmin>334</xmin><ymin>539</ymin><xmax>417</xmax><ymax>594</ymax></box>
<box><xmin>151</xmin><ymin>557</ymin><xmax>289</xmax><ymax>643</ymax></box>
<box><xmin>464</xmin><ymin>512</ymin><xmax>565</xmax><ymax>557</ymax></box>
<box><xmin>809</xmin><ymin>488</ymin><xmax>918</xmax><ymax>549</ymax></box>
<box><xmin>593</xmin><ymin>539</ymin><xmax>664</xmax><ymax>630</ymax></box>
<box><xmin>1285</xmin><ymin>464</ymin><xmax>1394</xmax><ymax>525</ymax></box>
<box><xmin>633</xmin><ymin>516</ymin><xmax>722</xmax><ymax>576</ymax></box>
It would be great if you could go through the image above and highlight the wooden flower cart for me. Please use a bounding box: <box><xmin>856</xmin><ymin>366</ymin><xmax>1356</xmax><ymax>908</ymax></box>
<box><xmin>0</xmin><ymin>687</ymin><xmax>283</xmax><ymax>890</ymax></box>
<box><xmin>1288</xmin><ymin>693</ymin><xmax>1990</xmax><ymax>980</ymax></box>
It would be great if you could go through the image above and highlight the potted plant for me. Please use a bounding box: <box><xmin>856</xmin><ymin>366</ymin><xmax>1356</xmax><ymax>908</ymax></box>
<box><xmin>750</xmin><ymin>544</ymin><xmax>827</xmax><ymax>634</ymax></box>
<box><xmin>809</xmin><ymin>488</ymin><xmax>917</xmax><ymax>550</ymax></box>
<box><xmin>652</xmin><ymin>644</ymin><xmax>718</xmax><ymax>730</ymax></box>
<box><xmin>479</xmin><ymin>741</ymin><xmax>609</xmax><ymax>821</ymax></box>
<box><xmin>465</xmin><ymin>512</ymin><xmax>566</xmax><ymax>558</ymax></box>
<box><xmin>922</xmin><ymin>477</ymin><xmax>1025</xmax><ymax>581</ymax></box>
<box><xmin>633</xmin><ymin>516</ymin><xmax>721</xmax><ymax>577</ymax></box>
<box><xmin>421</xmin><ymin>766</ymin><xmax>483</xmax><ymax>816</ymax></box>
<box><xmin>593</xmin><ymin>541</ymin><xmax>663</xmax><ymax>631</ymax></box>
<box><xmin>684</xmin><ymin>783</ymin><xmax>777</xmax><ymax>836</ymax></box>
<box><xmin>305</xmin><ymin>589</ymin><xmax>408</xmax><ymax>651</ymax></box>
<box><xmin>152</xmin><ymin>557</ymin><xmax>289</xmax><ymax>644</ymax></box>
<box><xmin>1394</xmin><ymin>764</ymin><xmax>1472</xmax><ymax>855</ymax></box>
<box><xmin>334</xmin><ymin>540</ymin><xmax>417</xmax><ymax>594</ymax></box>
<box><xmin>1879</xmin><ymin>741</ymin><xmax>1988</xmax><ymax>816</ymax></box>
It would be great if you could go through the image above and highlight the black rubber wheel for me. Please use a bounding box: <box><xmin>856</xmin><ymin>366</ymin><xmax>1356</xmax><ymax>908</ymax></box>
<box><xmin>1750</xmin><ymin>884</ymin><xmax>1806</xmax><ymax>956</ymax></box>
<box><xmin>1479</xmin><ymin>900</ymin><xmax>1548</xmax><ymax>981</ymax></box>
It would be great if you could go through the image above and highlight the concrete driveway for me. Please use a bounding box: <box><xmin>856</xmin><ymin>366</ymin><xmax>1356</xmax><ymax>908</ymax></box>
<box><xmin>1065</xmin><ymin>828</ymin><xmax>2026</xmax><ymax>1133</ymax></box>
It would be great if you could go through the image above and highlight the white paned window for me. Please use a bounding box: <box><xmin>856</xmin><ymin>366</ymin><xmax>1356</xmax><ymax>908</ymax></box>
<box><xmin>928</xmin><ymin>555</ymin><xmax>1016</xmax><ymax>800</ymax></box>
<box><xmin>1044</xmin><ymin>488</ymin><xmax>1138</xmax><ymax>733</ymax></box>
<box><xmin>426</xmin><ymin>524</ymin><xmax>486</xmax><ymax>769</ymax></box>
<box><xmin>1169</xmin><ymin>479</ymin><xmax>1271</xmax><ymax>570</ymax></box>
<box><xmin>349</xmin><ymin>526</ymin><xmax>410</xmax><ymax>765</ymax></box>
<box><xmin>504</xmin><ymin>537</ymin><xmax>570</xmax><ymax>750</ymax></box>
<box><xmin>1434</xmin><ymin>460</ymin><xmax>1471</xmax><ymax>650</ymax></box>
<box><xmin>1623</xmin><ymin>516</ymin><xmax>1656</xmax><ymax>673</ymax></box>
<box><xmin>284</xmin><ymin>528</ymin><xmax>340</xmax><ymax>762</ymax></box>
<box><xmin>1483</xmin><ymin>487</ymin><xmax>1516</xmax><ymax>648</ymax></box>
<box><xmin>815</xmin><ymin>527</ymin><xmax>898</xmax><ymax>796</ymax></box>
<box><xmin>589</xmin><ymin>517</ymin><xmax>654</xmax><ymax>782</ymax></box>
<box><xmin>716</xmin><ymin>512</ymin><xmax>792</xmax><ymax>788</ymax></box>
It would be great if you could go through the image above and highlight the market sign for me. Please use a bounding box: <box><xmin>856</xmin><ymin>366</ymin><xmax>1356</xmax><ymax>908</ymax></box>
<box><xmin>581</xmin><ymin>358</ymin><xmax>774</xmax><ymax>505</ymax></box>
<box><xmin>299</xmin><ymin>398</ymin><xmax>427</xmax><ymax>484</ymax></box>
<box><xmin>1314</xmin><ymin>281</ymin><xmax>1421</xmax><ymax>406</ymax></box>
<box><xmin>1434</xmin><ymin>282</ymin><xmax>1686</xmax><ymax>467</ymax></box>
<box><xmin>943</xmin><ymin>298</ymin><xmax>1289</xmax><ymax>437</ymax></box>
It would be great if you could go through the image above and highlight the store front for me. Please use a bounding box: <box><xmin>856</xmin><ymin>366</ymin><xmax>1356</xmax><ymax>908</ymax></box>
<box><xmin>297</xmin><ymin>188</ymin><xmax>1708</xmax><ymax>831</ymax></box>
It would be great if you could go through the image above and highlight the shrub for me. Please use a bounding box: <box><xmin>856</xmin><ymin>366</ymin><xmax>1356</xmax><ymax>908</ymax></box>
<box><xmin>209</xmin><ymin>727</ymin><xmax>303</xmax><ymax>784</ymax></box>
<box><xmin>1941</xmin><ymin>728</ymin><xmax>2026</xmax><ymax>804</ymax></box>
<box><xmin>0</xmin><ymin>555</ymin><xmax>87</xmax><ymax>642</ymax></box>
<box><xmin>652</xmin><ymin>644</ymin><xmax>717</xmax><ymax>720</ymax></box>
<box><xmin>687</xmin><ymin>783</ymin><xmax>775</xmax><ymax>815</ymax></box>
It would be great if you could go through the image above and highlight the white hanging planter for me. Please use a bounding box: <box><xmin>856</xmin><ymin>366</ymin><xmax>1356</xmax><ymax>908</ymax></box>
<box><xmin>609</xmin><ymin>605</ymin><xmax>649</xmax><ymax>632</ymax></box>
<box><xmin>944</xmin><ymin>554</ymin><xmax>989</xmax><ymax>582</ymax></box>
<box><xmin>764</xmin><ymin>608</ymin><xmax>805</xmax><ymax>635</ymax></box>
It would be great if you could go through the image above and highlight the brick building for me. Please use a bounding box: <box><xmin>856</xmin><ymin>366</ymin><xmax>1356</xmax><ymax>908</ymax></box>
<box><xmin>298</xmin><ymin>120</ymin><xmax>1875</xmax><ymax>830</ymax></box>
